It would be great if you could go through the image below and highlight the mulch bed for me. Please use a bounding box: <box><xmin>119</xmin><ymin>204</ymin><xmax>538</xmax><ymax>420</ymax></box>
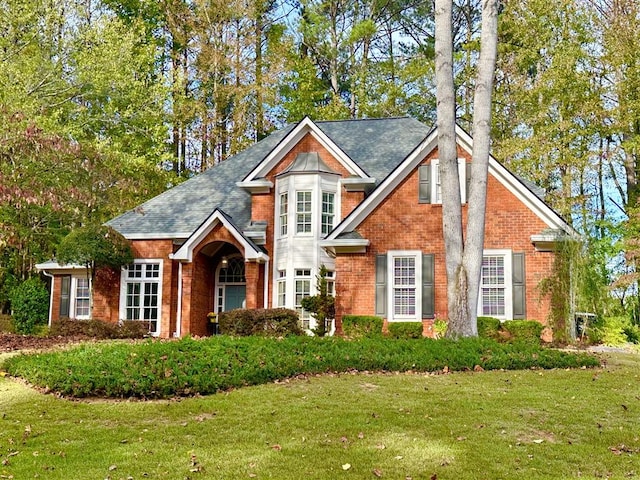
<box><xmin>0</xmin><ymin>333</ymin><xmax>83</xmax><ymax>352</ymax></box>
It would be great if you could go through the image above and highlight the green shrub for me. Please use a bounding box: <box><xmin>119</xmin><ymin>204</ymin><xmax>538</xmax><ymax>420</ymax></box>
<box><xmin>501</xmin><ymin>320</ymin><xmax>544</xmax><ymax>344</ymax></box>
<box><xmin>622</xmin><ymin>324</ymin><xmax>640</xmax><ymax>344</ymax></box>
<box><xmin>341</xmin><ymin>315</ymin><xmax>383</xmax><ymax>339</ymax></box>
<box><xmin>2</xmin><ymin>336</ymin><xmax>600</xmax><ymax>399</ymax></box>
<box><xmin>592</xmin><ymin>316</ymin><xmax>630</xmax><ymax>346</ymax></box>
<box><xmin>218</xmin><ymin>308</ymin><xmax>303</xmax><ymax>337</ymax></box>
<box><xmin>477</xmin><ymin>316</ymin><xmax>501</xmax><ymax>339</ymax></box>
<box><xmin>0</xmin><ymin>314</ymin><xmax>15</xmax><ymax>333</ymax></box>
<box><xmin>387</xmin><ymin>322</ymin><xmax>423</xmax><ymax>339</ymax></box>
<box><xmin>9</xmin><ymin>278</ymin><xmax>49</xmax><ymax>334</ymax></box>
<box><xmin>49</xmin><ymin>318</ymin><xmax>149</xmax><ymax>339</ymax></box>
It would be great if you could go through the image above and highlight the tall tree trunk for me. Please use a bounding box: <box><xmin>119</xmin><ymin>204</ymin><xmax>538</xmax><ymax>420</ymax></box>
<box><xmin>436</xmin><ymin>0</ymin><xmax>498</xmax><ymax>338</ymax></box>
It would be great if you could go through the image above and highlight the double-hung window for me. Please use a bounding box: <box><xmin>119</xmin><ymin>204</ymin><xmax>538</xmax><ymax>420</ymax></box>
<box><xmin>74</xmin><ymin>278</ymin><xmax>90</xmax><ymax>318</ymax></box>
<box><xmin>480</xmin><ymin>255</ymin><xmax>506</xmax><ymax>317</ymax></box>
<box><xmin>478</xmin><ymin>250</ymin><xmax>513</xmax><ymax>320</ymax></box>
<box><xmin>422</xmin><ymin>159</ymin><xmax>467</xmax><ymax>204</ymax></box>
<box><xmin>392</xmin><ymin>256</ymin><xmax>417</xmax><ymax>317</ymax></box>
<box><xmin>294</xmin><ymin>269</ymin><xmax>312</xmax><ymax>328</ymax></box>
<box><xmin>279</xmin><ymin>193</ymin><xmax>288</xmax><ymax>236</ymax></box>
<box><xmin>121</xmin><ymin>261</ymin><xmax>162</xmax><ymax>336</ymax></box>
<box><xmin>296</xmin><ymin>191</ymin><xmax>312</xmax><ymax>234</ymax></box>
<box><xmin>321</xmin><ymin>192</ymin><xmax>335</xmax><ymax>236</ymax></box>
<box><xmin>276</xmin><ymin>270</ymin><xmax>286</xmax><ymax>307</ymax></box>
<box><xmin>385</xmin><ymin>251</ymin><xmax>423</xmax><ymax>321</ymax></box>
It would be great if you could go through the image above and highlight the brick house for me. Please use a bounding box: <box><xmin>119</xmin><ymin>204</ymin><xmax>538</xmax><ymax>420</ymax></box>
<box><xmin>37</xmin><ymin>117</ymin><xmax>573</xmax><ymax>337</ymax></box>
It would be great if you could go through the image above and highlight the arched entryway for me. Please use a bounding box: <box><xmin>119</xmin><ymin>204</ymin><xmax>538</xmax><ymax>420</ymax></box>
<box><xmin>215</xmin><ymin>255</ymin><xmax>246</xmax><ymax>313</ymax></box>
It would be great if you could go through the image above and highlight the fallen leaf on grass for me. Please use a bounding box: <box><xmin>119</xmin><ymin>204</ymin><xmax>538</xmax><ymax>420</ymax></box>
<box><xmin>373</xmin><ymin>468</ymin><xmax>383</xmax><ymax>477</ymax></box>
<box><xmin>533</xmin><ymin>439</ymin><xmax>544</xmax><ymax>444</ymax></box>
<box><xmin>271</xmin><ymin>444</ymin><xmax>282</xmax><ymax>451</ymax></box>
<box><xmin>108</xmin><ymin>465</ymin><xmax>117</xmax><ymax>471</ymax></box>
<box><xmin>342</xmin><ymin>463</ymin><xmax>351</xmax><ymax>470</ymax></box>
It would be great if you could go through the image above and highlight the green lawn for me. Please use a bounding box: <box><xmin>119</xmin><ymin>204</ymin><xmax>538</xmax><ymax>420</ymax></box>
<box><xmin>1</xmin><ymin>351</ymin><xmax>639</xmax><ymax>479</ymax></box>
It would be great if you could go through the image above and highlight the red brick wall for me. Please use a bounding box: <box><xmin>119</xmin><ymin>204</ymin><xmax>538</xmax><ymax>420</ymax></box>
<box><xmin>335</xmin><ymin>148</ymin><xmax>555</xmax><ymax>329</ymax></box>
<box><xmin>190</xmin><ymin>252</ymin><xmax>214</xmax><ymax>337</ymax></box>
<box><xmin>91</xmin><ymin>239</ymin><xmax>177</xmax><ymax>337</ymax></box>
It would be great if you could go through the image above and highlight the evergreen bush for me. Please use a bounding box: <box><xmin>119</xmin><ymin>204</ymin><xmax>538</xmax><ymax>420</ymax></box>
<box><xmin>501</xmin><ymin>320</ymin><xmax>544</xmax><ymax>343</ymax></box>
<box><xmin>217</xmin><ymin>308</ymin><xmax>303</xmax><ymax>337</ymax></box>
<box><xmin>50</xmin><ymin>318</ymin><xmax>150</xmax><ymax>339</ymax></box>
<box><xmin>387</xmin><ymin>322</ymin><xmax>423</xmax><ymax>339</ymax></box>
<box><xmin>477</xmin><ymin>316</ymin><xmax>501</xmax><ymax>339</ymax></box>
<box><xmin>341</xmin><ymin>315</ymin><xmax>383</xmax><ymax>338</ymax></box>
<box><xmin>9</xmin><ymin>278</ymin><xmax>49</xmax><ymax>334</ymax></box>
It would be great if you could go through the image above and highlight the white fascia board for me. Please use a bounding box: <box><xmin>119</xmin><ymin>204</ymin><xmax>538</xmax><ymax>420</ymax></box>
<box><xmin>170</xmin><ymin>209</ymin><xmax>267</xmax><ymax>262</ymax></box>
<box><xmin>340</xmin><ymin>177</ymin><xmax>377</xmax><ymax>192</ymax></box>
<box><xmin>319</xmin><ymin>238</ymin><xmax>370</xmax><ymax>255</ymax></box>
<box><xmin>328</xmin><ymin>129</ymin><xmax>439</xmax><ymax>238</ymax></box>
<box><xmin>35</xmin><ymin>261</ymin><xmax>90</xmax><ymax>274</ymax></box>
<box><xmin>236</xmin><ymin>178</ymin><xmax>273</xmax><ymax>194</ymax></box>
<box><xmin>121</xmin><ymin>232</ymin><xmax>191</xmax><ymax>241</ymax></box>
<box><xmin>454</xmin><ymin>125</ymin><xmax>575</xmax><ymax>235</ymax></box>
<box><xmin>242</xmin><ymin>117</ymin><xmax>369</xmax><ymax>182</ymax></box>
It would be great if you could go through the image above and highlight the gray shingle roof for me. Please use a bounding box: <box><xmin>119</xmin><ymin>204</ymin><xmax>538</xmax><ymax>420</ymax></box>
<box><xmin>107</xmin><ymin>117</ymin><xmax>431</xmax><ymax>239</ymax></box>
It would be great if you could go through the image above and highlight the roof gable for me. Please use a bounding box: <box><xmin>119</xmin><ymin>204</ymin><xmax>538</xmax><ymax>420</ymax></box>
<box><xmin>241</xmin><ymin>117</ymin><xmax>370</xmax><ymax>184</ymax></box>
<box><xmin>327</xmin><ymin>125</ymin><xmax>574</xmax><ymax>240</ymax></box>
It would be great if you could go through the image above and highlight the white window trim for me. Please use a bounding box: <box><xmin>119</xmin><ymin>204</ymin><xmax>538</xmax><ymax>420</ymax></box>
<box><xmin>119</xmin><ymin>259</ymin><xmax>163</xmax><ymax>337</ymax></box>
<box><xmin>477</xmin><ymin>249</ymin><xmax>513</xmax><ymax>320</ymax></box>
<box><xmin>70</xmin><ymin>275</ymin><xmax>91</xmax><ymax>320</ymax></box>
<box><xmin>431</xmin><ymin>158</ymin><xmax>467</xmax><ymax>204</ymax></box>
<box><xmin>387</xmin><ymin>250</ymin><xmax>422</xmax><ymax>322</ymax></box>
<box><xmin>321</xmin><ymin>191</ymin><xmax>336</xmax><ymax>237</ymax></box>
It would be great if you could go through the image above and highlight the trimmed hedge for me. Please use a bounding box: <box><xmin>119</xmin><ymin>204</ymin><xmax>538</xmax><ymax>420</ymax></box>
<box><xmin>501</xmin><ymin>320</ymin><xmax>544</xmax><ymax>344</ymax></box>
<box><xmin>341</xmin><ymin>315</ymin><xmax>383</xmax><ymax>338</ymax></box>
<box><xmin>477</xmin><ymin>316</ymin><xmax>502</xmax><ymax>340</ymax></box>
<box><xmin>387</xmin><ymin>322</ymin><xmax>423</xmax><ymax>339</ymax></box>
<box><xmin>50</xmin><ymin>318</ymin><xmax>150</xmax><ymax>339</ymax></box>
<box><xmin>2</xmin><ymin>336</ymin><xmax>600</xmax><ymax>399</ymax></box>
<box><xmin>217</xmin><ymin>308</ymin><xmax>304</xmax><ymax>337</ymax></box>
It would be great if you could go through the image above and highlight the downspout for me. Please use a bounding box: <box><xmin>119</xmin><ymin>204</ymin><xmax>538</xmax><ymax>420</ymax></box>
<box><xmin>263</xmin><ymin>258</ymin><xmax>269</xmax><ymax>309</ymax></box>
<box><xmin>175</xmin><ymin>262</ymin><xmax>183</xmax><ymax>338</ymax></box>
<box><xmin>41</xmin><ymin>270</ymin><xmax>54</xmax><ymax>327</ymax></box>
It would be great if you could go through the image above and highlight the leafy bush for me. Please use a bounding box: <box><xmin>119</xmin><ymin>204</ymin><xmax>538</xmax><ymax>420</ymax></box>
<box><xmin>622</xmin><ymin>324</ymin><xmax>640</xmax><ymax>344</ymax></box>
<box><xmin>591</xmin><ymin>316</ymin><xmax>630</xmax><ymax>346</ymax></box>
<box><xmin>218</xmin><ymin>308</ymin><xmax>303</xmax><ymax>337</ymax></box>
<box><xmin>2</xmin><ymin>336</ymin><xmax>600</xmax><ymax>399</ymax></box>
<box><xmin>341</xmin><ymin>315</ymin><xmax>383</xmax><ymax>339</ymax></box>
<box><xmin>0</xmin><ymin>314</ymin><xmax>15</xmax><ymax>333</ymax></box>
<box><xmin>501</xmin><ymin>320</ymin><xmax>544</xmax><ymax>344</ymax></box>
<box><xmin>387</xmin><ymin>322</ymin><xmax>423</xmax><ymax>339</ymax></box>
<box><xmin>477</xmin><ymin>316</ymin><xmax>501</xmax><ymax>339</ymax></box>
<box><xmin>50</xmin><ymin>318</ymin><xmax>149</xmax><ymax>339</ymax></box>
<box><xmin>9</xmin><ymin>278</ymin><xmax>49</xmax><ymax>334</ymax></box>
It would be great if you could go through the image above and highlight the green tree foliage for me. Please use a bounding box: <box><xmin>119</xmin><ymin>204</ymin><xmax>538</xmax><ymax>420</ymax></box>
<box><xmin>300</xmin><ymin>265</ymin><xmax>335</xmax><ymax>337</ymax></box>
<box><xmin>9</xmin><ymin>277</ymin><xmax>50</xmax><ymax>334</ymax></box>
<box><xmin>57</xmin><ymin>224</ymin><xmax>133</xmax><ymax>318</ymax></box>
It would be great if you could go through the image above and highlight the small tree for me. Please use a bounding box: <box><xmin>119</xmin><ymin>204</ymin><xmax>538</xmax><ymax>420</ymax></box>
<box><xmin>57</xmin><ymin>224</ymin><xmax>133</xmax><ymax>317</ymax></box>
<box><xmin>301</xmin><ymin>265</ymin><xmax>335</xmax><ymax>337</ymax></box>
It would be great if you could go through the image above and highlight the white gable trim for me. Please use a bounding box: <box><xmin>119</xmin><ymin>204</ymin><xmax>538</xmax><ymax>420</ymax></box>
<box><xmin>170</xmin><ymin>209</ymin><xmax>268</xmax><ymax>263</ymax></box>
<box><xmin>328</xmin><ymin>128</ymin><xmax>439</xmax><ymax>238</ymax></box>
<box><xmin>328</xmin><ymin>126</ymin><xmax>575</xmax><ymax>240</ymax></box>
<box><xmin>241</xmin><ymin>117</ymin><xmax>370</xmax><ymax>182</ymax></box>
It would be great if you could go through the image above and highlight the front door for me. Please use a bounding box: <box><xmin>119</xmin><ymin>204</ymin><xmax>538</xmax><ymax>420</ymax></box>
<box><xmin>225</xmin><ymin>285</ymin><xmax>246</xmax><ymax>310</ymax></box>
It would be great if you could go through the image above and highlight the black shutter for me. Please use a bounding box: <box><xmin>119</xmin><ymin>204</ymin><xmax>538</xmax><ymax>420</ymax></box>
<box><xmin>512</xmin><ymin>252</ymin><xmax>526</xmax><ymax>319</ymax></box>
<box><xmin>422</xmin><ymin>254</ymin><xmax>435</xmax><ymax>318</ymax></box>
<box><xmin>418</xmin><ymin>165</ymin><xmax>431</xmax><ymax>204</ymax></box>
<box><xmin>375</xmin><ymin>254</ymin><xmax>387</xmax><ymax>316</ymax></box>
<box><xmin>59</xmin><ymin>275</ymin><xmax>71</xmax><ymax>317</ymax></box>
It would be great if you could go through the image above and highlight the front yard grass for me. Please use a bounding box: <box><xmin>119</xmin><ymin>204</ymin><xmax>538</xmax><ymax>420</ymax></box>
<box><xmin>0</xmin><ymin>345</ymin><xmax>638</xmax><ymax>479</ymax></box>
